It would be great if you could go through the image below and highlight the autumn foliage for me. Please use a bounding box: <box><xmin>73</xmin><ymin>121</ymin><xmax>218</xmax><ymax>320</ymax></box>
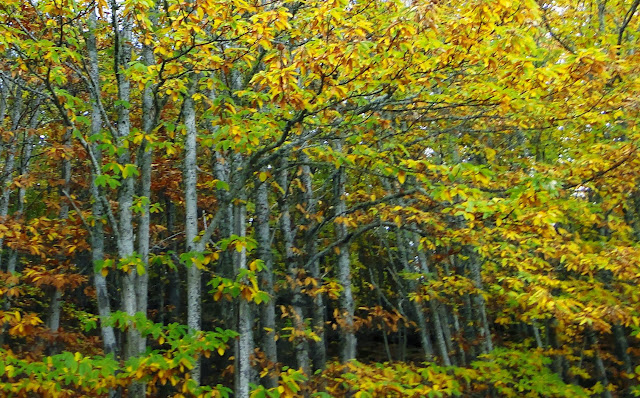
<box><xmin>0</xmin><ymin>0</ymin><xmax>639</xmax><ymax>396</ymax></box>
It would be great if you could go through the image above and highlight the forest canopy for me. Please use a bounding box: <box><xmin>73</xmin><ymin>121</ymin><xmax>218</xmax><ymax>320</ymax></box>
<box><xmin>0</xmin><ymin>0</ymin><xmax>639</xmax><ymax>397</ymax></box>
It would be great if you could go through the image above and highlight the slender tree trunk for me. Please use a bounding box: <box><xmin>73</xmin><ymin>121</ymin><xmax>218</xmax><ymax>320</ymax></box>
<box><xmin>450</xmin><ymin>305</ymin><xmax>466</xmax><ymax>366</ymax></box>
<box><xmin>212</xmin><ymin>151</ymin><xmax>234</xmax><ymax>276</ymax></box>
<box><xmin>110</xmin><ymin>14</ymin><xmax>143</xmax><ymax>398</ymax></box>
<box><xmin>6</xmin><ymin>97</ymin><xmax>38</xmax><ymax>272</ymax></box>
<box><xmin>413</xmin><ymin>237</ymin><xmax>451</xmax><ymax>365</ymax></box>
<box><xmin>183</xmin><ymin>74</ymin><xmax>202</xmax><ymax>385</ymax></box>
<box><xmin>547</xmin><ymin>318</ymin><xmax>564</xmax><ymax>378</ymax></box>
<box><xmin>396</xmin><ymin>232</ymin><xmax>434</xmax><ymax>361</ymax></box>
<box><xmin>531</xmin><ymin>320</ymin><xmax>543</xmax><ymax>349</ymax></box>
<box><xmin>166</xmin><ymin>198</ymin><xmax>181</xmax><ymax>323</ymax></box>
<box><xmin>48</xmin><ymin>124</ymin><xmax>71</xmax><ymax>335</ymax></box>
<box><xmin>255</xmin><ymin>175</ymin><xmax>278</xmax><ymax>388</ymax></box>
<box><xmin>445</xmin><ymin>255</ymin><xmax>476</xmax><ymax>364</ymax></box>
<box><xmin>88</xmin><ymin>10</ymin><xmax>117</xmax><ymax>357</ymax></box>
<box><xmin>5</xmin><ymin>129</ymin><xmax>34</xmax><ymax>275</ymax></box>
<box><xmin>0</xmin><ymin>93</ymin><xmax>36</xmax><ymax>346</ymax></box>
<box><xmin>612</xmin><ymin>323</ymin><xmax>633</xmax><ymax>375</ymax></box>
<box><xmin>0</xmin><ymin>84</ymin><xmax>22</xmax><ymax>271</ymax></box>
<box><xmin>234</xmin><ymin>200</ymin><xmax>254</xmax><ymax>398</ymax></box>
<box><xmin>212</xmin><ymin>151</ymin><xmax>236</xmax><ymax>344</ymax></box>
<box><xmin>301</xmin><ymin>158</ymin><xmax>326</xmax><ymax>370</ymax></box>
<box><xmin>587</xmin><ymin>330</ymin><xmax>613</xmax><ymax>398</ymax></box>
<box><xmin>0</xmin><ymin>78</ymin><xmax>7</xmax><ymax>128</ymax></box>
<box><xmin>462</xmin><ymin>292</ymin><xmax>477</xmax><ymax>360</ymax></box>
<box><xmin>467</xmin><ymin>252</ymin><xmax>493</xmax><ymax>353</ymax></box>
<box><xmin>278</xmin><ymin>156</ymin><xmax>310</xmax><ymax>374</ymax></box>
<box><xmin>437</xmin><ymin>304</ymin><xmax>456</xmax><ymax>365</ymax></box>
<box><xmin>333</xmin><ymin>146</ymin><xmax>356</xmax><ymax>362</ymax></box>
<box><xmin>135</xmin><ymin>37</ymin><xmax>156</xmax><ymax>357</ymax></box>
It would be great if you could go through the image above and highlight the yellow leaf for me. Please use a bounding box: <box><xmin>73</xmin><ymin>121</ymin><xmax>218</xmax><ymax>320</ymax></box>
<box><xmin>398</xmin><ymin>171</ymin><xmax>406</xmax><ymax>184</ymax></box>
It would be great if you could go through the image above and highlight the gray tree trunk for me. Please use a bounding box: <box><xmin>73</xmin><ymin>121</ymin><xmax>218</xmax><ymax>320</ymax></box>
<box><xmin>0</xmin><ymin>93</ymin><xmax>38</xmax><ymax>346</ymax></box>
<box><xmin>333</xmin><ymin>144</ymin><xmax>356</xmax><ymax>362</ymax></box>
<box><xmin>278</xmin><ymin>156</ymin><xmax>310</xmax><ymax>374</ymax></box>
<box><xmin>612</xmin><ymin>323</ymin><xmax>633</xmax><ymax>375</ymax></box>
<box><xmin>300</xmin><ymin>158</ymin><xmax>326</xmax><ymax>370</ymax></box>
<box><xmin>234</xmin><ymin>201</ymin><xmax>254</xmax><ymax>398</ymax></box>
<box><xmin>255</xmin><ymin>175</ymin><xmax>278</xmax><ymax>388</ymax></box>
<box><xmin>109</xmin><ymin>14</ymin><xmax>144</xmax><ymax>398</ymax></box>
<box><xmin>165</xmin><ymin>198</ymin><xmax>181</xmax><ymax>323</ymax></box>
<box><xmin>87</xmin><ymin>10</ymin><xmax>118</xmax><ymax>357</ymax></box>
<box><xmin>0</xmin><ymin>84</ymin><xmax>22</xmax><ymax>271</ymax></box>
<box><xmin>396</xmin><ymin>232</ymin><xmax>434</xmax><ymax>360</ymax></box>
<box><xmin>48</xmin><ymin>122</ymin><xmax>72</xmax><ymax>335</ymax></box>
<box><xmin>468</xmin><ymin>254</ymin><xmax>493</xmax><ymax>354</ymax></box>
<box><xmin>183</xmin><ymin>75</ymin><xmax>202</xmax><ymax>385</ymax></box>
<box><xmin>414</xmin><ymin>236</ymin><xmax>451</xmax><ymax>365</ymax></box>
<box><xmin>135</xmin><ymin>35</ymin><xmax>156</xmax><ymax>358</ymax></box>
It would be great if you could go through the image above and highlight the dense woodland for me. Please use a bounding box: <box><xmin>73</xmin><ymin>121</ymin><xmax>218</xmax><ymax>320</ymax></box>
<box><xmin>0</xmin><ymin>0</ymin><xmax>639</xmax><ymax>396</ymax></box>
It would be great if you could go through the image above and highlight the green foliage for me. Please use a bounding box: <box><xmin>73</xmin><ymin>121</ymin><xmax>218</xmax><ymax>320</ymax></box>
<box><xmin>0</xmin><ymin>312</ymin><xmax>237</xmax><ymax>397</ymax></box>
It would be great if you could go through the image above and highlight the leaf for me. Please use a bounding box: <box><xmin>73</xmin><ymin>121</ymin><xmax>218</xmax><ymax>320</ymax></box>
<box><xmin>398</xmin><ymin>170</ymin><xmax>406</xmax><ymax>185</ymax></box>
<box><xmin>216</xmin><ymin>180</ymin><xmax>230</xmax><ymax>191</ymax></box>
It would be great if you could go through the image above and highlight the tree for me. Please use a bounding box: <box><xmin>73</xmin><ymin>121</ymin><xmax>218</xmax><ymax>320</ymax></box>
<box><xmin>0</xmin><ymin>0</ymin><xmax>639</xmax><ymax>396</ymax></box>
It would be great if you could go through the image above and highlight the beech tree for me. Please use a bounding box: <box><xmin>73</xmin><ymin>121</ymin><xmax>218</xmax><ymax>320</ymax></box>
<box><xmin>0</xmin><ymin>0</ymin><xmax>639</xmax><ymax>397</ymax></box>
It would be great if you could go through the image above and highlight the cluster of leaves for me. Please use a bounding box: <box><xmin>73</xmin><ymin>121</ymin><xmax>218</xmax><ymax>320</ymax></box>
<box><xmin>314</xmin><ymin>349</ymin><xmax>589</xmax><ymax>398</ymax></box>
<box><xmin>0</xmin><ymin>312</ymin><xmax>237</xmax><ymax>397</ymax></box>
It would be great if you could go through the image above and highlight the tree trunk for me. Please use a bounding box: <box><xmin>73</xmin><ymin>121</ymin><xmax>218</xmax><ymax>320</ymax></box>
<box><xmin>0</xmin><ymin>84</ymin><xmax>21</xmax><ymax>270</ymax></box>
<box><xmin>110</xmin><ymin>13</ymin><xmax>143</xmax><ymax>398</ymax></box>
<box><xmin>165</xmin><ymin>198</ymin><xmax>181</xmax><ymax>323</ymax></box>
<box><xmin>396</xmin><ymin>231</ymin><xmax>434</xmax><ymax>361</ymax></box>
<box><xmin>300</xmin><ymin>158</ymin><xmax>326</xmax><ymax>371</ymax></box>
<box><xmin>413</xmin><ymin>236</ymin><xmax>451</xmax><ymax>365</ymax></box>
<box><xmin>135</xmin><ymin>36</ymin><xmax>156</xmax><ymax>357</ymax></box>
<box><xmin>467</xmin><ymin>252</ymin><xmax>493</xmax><ymax>354</ymax></box>
<box><xmin>234</xmin><ymin>200</ymin><xmax>254</xmax><ymax>398</ymax></box>
<box><xmin>333</xmin><ymin>146</ymin><xmax>356</xmax><ymax>362</ymax></box>
<box><xmin>587</xmin><ymin>330</ymin><xmax>613</xmax><ymax>398</ymax></box>
<box><xmin>49</xmin><ymin>121</ymin><xmax>72</xmax><ymax>336</ymax></box>
<box><xmin>183</xmin><ymin>74</ymin><xmax>202</xmax><ymax>385</ymax></box>
<box><xmin>255</xmin><ymin>175</ymin><xmax>278</xmax><ymax>388</ymax></box>
<box><xmin>278</xmin><ymin>156</ymin><xmax>310</xmax><ymax>374</ymax></box>
<box><xmin>88</xmin><ymin>10</ymin><xmax>117</xmax><ymax>357</ymax></box>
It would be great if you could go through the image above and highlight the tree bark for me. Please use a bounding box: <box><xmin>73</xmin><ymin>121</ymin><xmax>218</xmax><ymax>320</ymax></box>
<box><xmin>467</xmin><ymin>252</ymin><xmax>493</xmax><ymax>354</ymax></box>
<box><xmin>300</xmin><ymin>157</ymin><xmax>326</xmax><ymax>370</ymax></box>
<box><xmin>588</xmin><ymin>329</ymin><xmax>613</xmax><ymax>398</ymax></box>
<box><xmin>278</xmin><ymin>156</ymin><xmax>310</xmax><ymax>374</ymax></box>
<box><xmin>234</xmin><ymin>200</ymin><xmax>254</xmax><ymax>398</ymax></box>
<box><xmin>87</xmin><ymin>9</ymin><xmax>117</xmax><ymax>357</ymax></box>
<box><xmin>413</xmin><ymin>236</ymin><xmax>451</xmax><ymax>365</ymax></box>
<box><xmin>612</xmin><ymin>323</ymin><xmax>633</xmax><ymax>375</ymax></box>
<box><xmin>0</xmin><ymin>84</ymin><xmax>22</xmax><ymax>271</ymax></box>
<box><xmin>396</xmin><ymin>231</ymin><xmax>435</xmax><ymax>361</ymax></box>
<box><xmin>333</xmin><ymin>142</ymin><xmax>356</xmax><ymax>362</ymax></box>
<box><xmin>255</xmin><ymin>175</ymin><xmax>278</xmax><ymax>388</ymax></box>
<box><xmin>183</xmin><ymin>74</ymin><xmax>202</xmax><ymax>385</ymax></box>
<box><xmin>135</xmin><ymin>35</ymin><xmax>157</xmax><ymax>357</ymax></box>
